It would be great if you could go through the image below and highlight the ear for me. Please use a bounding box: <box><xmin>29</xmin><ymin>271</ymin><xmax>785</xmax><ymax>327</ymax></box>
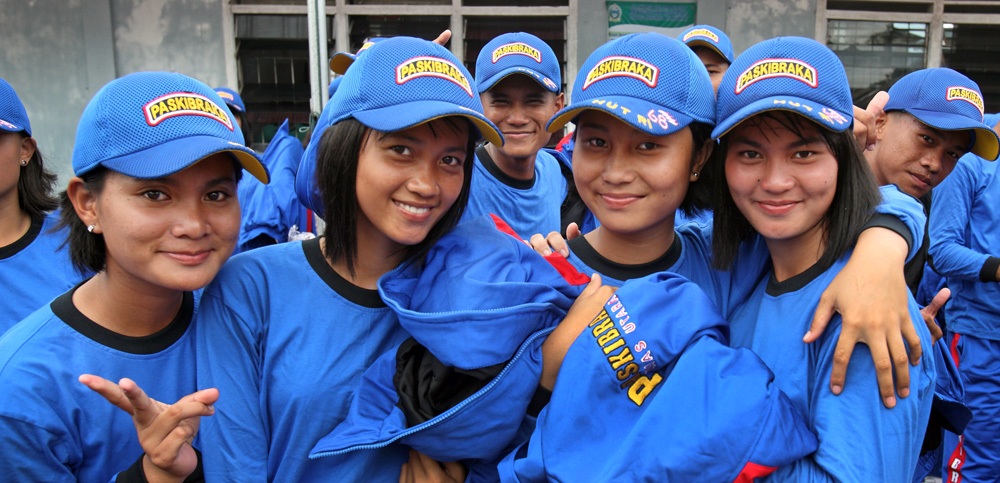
<box><xmin>553</xmin><ymin>92</ymin><xmax>565</xmax><ymax>111</ymax></box>
<box><xmin>874</xmin><ymin>110</ymin><xmax>890</xmax><ymax>142</ymax></box>
<box><xmin>690</xmin><ymin>138</ymin><xmax>714</xmax><ymax>182</ymax></box>
<box><xmin>66</xmin><ymin>177</ymin><xmax>101</xmax><ymax>234</ymax></box>
<box><xmin>18</xmin><ymin>136</ymin><xmax>36</xmax><ymax>164</ymax></box>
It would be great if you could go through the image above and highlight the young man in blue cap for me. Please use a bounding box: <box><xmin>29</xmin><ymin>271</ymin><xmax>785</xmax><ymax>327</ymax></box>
<box><xmin>927</xmin><ymin>110</ymin><xmax>1000</xmax><ymax>482</ymax></box>
<box><xmin>678</xmin><ymin>24</ymin><xmax>734</xmax><ymax>94</ymax></box>
<box><xmin>864</xmin><ymin>68</ymin><xmax>997</xmax><ymax>482</ymax></box>
<box><xmin>866</xmin><ymin>68</ymin><xmax>999</xmax><ymax>295</ymax></box>
<box><xmin>462</xmin><ymin>31</ymin><xmax>578</xmax><ymax>238</ymax></box>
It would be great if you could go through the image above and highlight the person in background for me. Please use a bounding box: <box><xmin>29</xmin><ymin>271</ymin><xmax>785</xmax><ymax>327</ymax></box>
<box><xmin>215</xmin><ymin>87</ymin><xmax>310</xmax><ymax>251</ymax></box>
<box><xmin>678</xmin><ymin>24</ymin><xmax>734</xmax><ymax>94</ymax></box>
<box><xmin>928</xmin><ymin>112</ymin><xmax>1000</xmax><ymax>483</ymax></box>
<box><xmin>461</xmin><ymin>31</ymin><xmax>589</xmax><ymax>238</ymax></box>
<box><xmin>0</xmin><ymin>77</ymin><xmax>85</xmax><ymax>334</ymax></box>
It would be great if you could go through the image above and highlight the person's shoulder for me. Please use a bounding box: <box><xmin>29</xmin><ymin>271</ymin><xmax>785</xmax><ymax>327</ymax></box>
<box><xmin>0</xmin><ymin>305</ymin><xmax>63</xmax><ymax>373</ymax></box>
<box><xmin>211</xmin><ymin>241</ymin><xmax>309</xmax><ymax>288</ymax></box>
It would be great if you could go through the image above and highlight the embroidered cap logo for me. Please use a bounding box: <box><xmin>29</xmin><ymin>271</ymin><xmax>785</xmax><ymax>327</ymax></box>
<box><xmin>735</xmin><ymin>58</ymin><xmax>818</xmax><ymax>95</ymax></box>
<box><xmin>143</xmin><ymin>92</ymin><xmax>234</xmax><ymax>131</ymax></box>
<box><xmin>583</xmin><ymin>56</ymin><xmax>659</xmax><ymax>90</ymax></box>
<box><xmin>396</xmin><ymin>56</ymin><xmax>474</xmax><ymax>97</ymax></box>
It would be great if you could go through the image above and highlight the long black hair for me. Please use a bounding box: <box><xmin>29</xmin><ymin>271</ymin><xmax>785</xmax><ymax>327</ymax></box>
<box><xmin>707</xmin><ymin>112</ymin><xmax>881</xmax><ymax>271</ymax></box>
<box><xmin>316</xmin><ymin>117</ymin><xmax>477</xmax><ymax>277</ymax></box>
<box><xmin>13</xmin><ymin>133</ymin><xmax>58</xmax><ymax>219</ymax></box>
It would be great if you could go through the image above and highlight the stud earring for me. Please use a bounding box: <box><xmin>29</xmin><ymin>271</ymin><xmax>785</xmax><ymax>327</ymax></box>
<box><xmin>87</xmin><ymin>225</ymin><xmax>95</xmax><ymax>233</ymax></box>
<box><xmin>693</xmin><ymin>172</ymin><xmax>699</xmax><ymax>178</ymax></box>
<box><xmin>19</xmin><ymin>159</ymin><xmax>27</xmax><ymax>166</ymax></box>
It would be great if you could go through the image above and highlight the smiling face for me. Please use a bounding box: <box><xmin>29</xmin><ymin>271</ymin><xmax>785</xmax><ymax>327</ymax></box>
<box><xmin>481</xmin><ymin>75</ymin><xmax>563</xmax><ymax>161</ymax></box>
<box><xmin>354</xmin><ymin>119</ymin><xmax>469</xmax><ymax>256</ymax></box>
<box><xmin>725</xmin><ymin>115</ymin><xmax>838</xmax><ymax>254</ymax></box>
<box><xmin>573</xmin><ymin>110</ymin><xmax>704</xmax><ymax>240</ymax></box>
<box><xmin>87</xmin><ymin>153</ymin><xmax>241</xmax><ymax>294</ymax></box>
<box><xmin>870</xmin><ymin>111</ymin><xmax>970</xmax><ymax>197</ymax></box>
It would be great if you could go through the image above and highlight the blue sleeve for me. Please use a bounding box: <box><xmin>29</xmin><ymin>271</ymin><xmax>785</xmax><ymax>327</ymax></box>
<box><xmin>875</xmin><ymin>184</ymin><xmax>924</xmax><ymax>261</ymax></box>
<box><xmin>771</xmin><ymin>313</ymin><xmax>934</xmax><ymax>482</ymax></box>
<box><xmin>195</xmin><ymin>287</ymin><xmax>269</xmax><ymax>481</ymax></box>
<box><xmin>929</xmin><ymin>157</ymin><xmax>995</xmax><ymax>282</ymax></box>
<box><xmin>0</xmin><ymin>416</ymin><xmax>77</xmax><ymax>482</ymax></box>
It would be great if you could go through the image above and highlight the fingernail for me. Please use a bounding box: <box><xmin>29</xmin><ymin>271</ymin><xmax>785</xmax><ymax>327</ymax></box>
<box><xmin>802</xmin><ymin>330</ymin><xmax>812</xmax><ymax>341</ymax></box>
<box><xmin>831</xmin><ymin>384</ymin><xmax>842</xmax><ymax>395</ymax></box>
<box><xmin>885</xmin><ymin>396</ymin><xmax>896</xmax><ymax>407</ymax></box>
<box><xmin>560</xmin><ymin>249</ymin><xmax>569</xmax><ymax>256</ymax></box>
<box><xmin>542</xmin><ymin>250</ymin><xmax>551</xmax><ymax>256</ymax></box>
<box><xmin>900</xmin><ymin>388</ymin><xmax>909</xmax><ymax>398</ymax></box>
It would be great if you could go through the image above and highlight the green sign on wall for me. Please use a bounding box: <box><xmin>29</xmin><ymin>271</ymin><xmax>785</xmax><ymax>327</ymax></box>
<box><xmin>607</xmin><ymin>1</ymin><xmax>697</xmax><ymax>38</ymax></box>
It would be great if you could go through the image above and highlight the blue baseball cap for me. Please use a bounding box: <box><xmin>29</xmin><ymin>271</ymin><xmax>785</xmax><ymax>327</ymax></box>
<box><xmin>73</xmin><ymin>71</ymin><xmax>268</xmax><ymax>183</ymax></box>
<box><xmin>475</xmin><ymin>32</ymin><xmax>561</xmax><ymax>93</ymax></box>
<box><xmin>713</xmin><ymin>37</ymin><xmax>853</xmax><ymax>139</ymax></box>
<box><xmin>885</xmin><ymin>68</ymin><xmax>999</xmax><ymax>161</ymax></box>
<box><xmin>678</xmin><ymin>25</ymin><xmax>734</xmax><ymax>64</ymax></box>
<box><xmin>328</xmin><ymin>76</ymin><xmax>342</xmax><ymax>98</ymax></box>
<box><xmin>0</xmin><ymin>77</ymin><xmax>31</xmax><ymax>135</ymax></box>
<box><xmin>329</xmin><ymin>37</ymin><xmax>387</xmax><ymax>75</ymax></box>
<box><xmin>547</xmin><ymin>32</ymin><xmax>715</xmax><ymax>135</ymax></box>
<box><xmin>327</xmin><ymin>36</ymin><xmax>503</xmax><ymax>146</ymax></box>
<box><xmin>214</xmin><ymin>87</ymin><xmax>246</xmax><ymax>113</ymax></box>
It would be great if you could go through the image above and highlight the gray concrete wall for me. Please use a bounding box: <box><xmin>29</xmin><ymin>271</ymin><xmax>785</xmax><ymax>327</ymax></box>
<box><xmin>0</xmin><ymin>0</ymin><xmax>228</xmax><ymax>184</ymax></box>
<box><xmin>725</xmin><ymin>0</ymin><xmax>816</xmax><ymax>55</ymax></box>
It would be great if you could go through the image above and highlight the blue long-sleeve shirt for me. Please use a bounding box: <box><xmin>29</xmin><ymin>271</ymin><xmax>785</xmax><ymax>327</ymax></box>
<box><xmin>929</xmin><ymin>151</ymin><xmax>1000</xmax><ymax>340</ymax></box>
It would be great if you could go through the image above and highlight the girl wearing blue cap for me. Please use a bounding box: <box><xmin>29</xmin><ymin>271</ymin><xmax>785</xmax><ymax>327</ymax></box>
<box><xmin>194</xmin><ymin>36</ymin><xmax>503</xmax><ymax>482</ymax></box>
<box><xmin>0</xmin><ymin>77</ymin><xmax>84</xmax><ymax>334</ymax></box>
<box><xmin>0</xmin><ymin>71</ymin><xmax>268</xmax><ymax>482</ymax></box>
<box><xmin>708</xmin><ymin>37</ymin><xmax>935</xmax><ymax>481</ymax></box>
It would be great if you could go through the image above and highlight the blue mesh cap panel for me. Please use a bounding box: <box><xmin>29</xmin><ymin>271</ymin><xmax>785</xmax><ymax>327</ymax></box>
<box><xmin>547</xmin><ymin>32</ymin><xmax>716</xmax><ymax>136</ymax></box>
<box><xmin>327</xmin><ymin>36</ymin><xmax>502</xmax><ymax>146</ymax></box>
<box><xmin>72</xmin><ymin>71</ymin><xmax>268</xmax><ymax>182</ymax></box>
<box><xmin>475</xmin><ymin>32</ymin><xmax>562</xmax><ymax>93</ymax></box>
<box><xmin>0</xmin><ymin>77</ymin><xmax>31</xmax><ymax>134</ymax></box>
<box><xmin>714</xmin><ymin>36</ymin><xmax>854</xmax><ymax>139</ymax></box>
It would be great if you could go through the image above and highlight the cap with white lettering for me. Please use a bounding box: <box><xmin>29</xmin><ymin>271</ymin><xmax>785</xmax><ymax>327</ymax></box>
<box><xmin>73</xmin><ymin>71</ymin><xmax>268</xmax><ymax>182</ymax></box>
<box><xmin>327</xmin><ymin>36</ymin><xmax>502</xmax><ymax>146</ymax></box>
<box><xmin>885</xmin><ymin>68</ymin><xmax>998</xmax><ymax>161</ymax></box>
<box><xmin>713</xmin><ymin>36</ymin><xmax>853</xmax><ymax>139</ymax></box>
<box><xmin>547</xmin><ymin>32</ymin><xmax>715</xmax><ymax>135</ymax></box>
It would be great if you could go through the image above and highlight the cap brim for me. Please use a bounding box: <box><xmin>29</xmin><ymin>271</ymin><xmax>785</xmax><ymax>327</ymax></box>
<box><xmin>352</xmin><ymin>100</ymin><xmax>503</xmax><ymax>147</ymax></box>
<box><xmin>0</xmin><ymin>120</ymin><xmax>27</xmax><ymax>134</ymax></box>
<box><xmin>684</xmin><ymin>40</ymin><xmax>732</xmax><ymax>64</ymax></box>
<box><xmin>479</xmin><ymin>67</ymin><xmax>559</xmax><ymax>93</ymax></box>
<box><xmin>902</xmin><ymin>107</ymin><xmax>999</xmax><ymax>161</ymax></box>
<box><xmin>98</xmin><ymin>135</ymin><xmax>270</xmax><ymax>183</ymax></box>
<box><xmin>713</xmin><ymin>95</ymin><xmax>854</xmax><ymax>139</ymax></box>
<box><xmin>330</xmin><ymin>52</ymin><xmax>357</xmax><ymax>75</ymax></box>
<box><xmin>547</xmin><ymin>95</ymin><xmax>695</xmax><ymax>136</ymax></box>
